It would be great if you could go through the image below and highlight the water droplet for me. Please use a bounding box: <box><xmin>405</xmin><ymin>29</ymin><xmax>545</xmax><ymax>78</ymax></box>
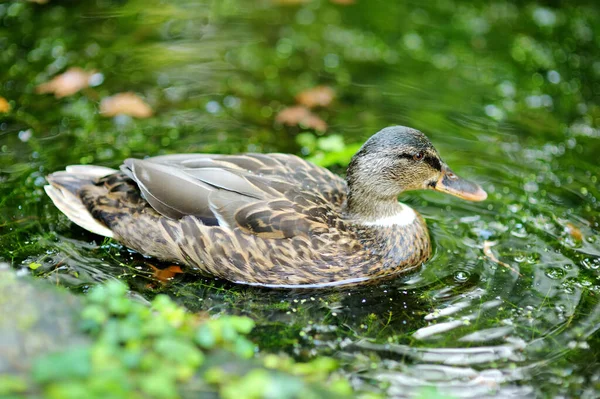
<box><xmin>514</xmin><ymin>254</ymin><xmax>527</xmax><ymax>263</ymax></box>
<box><xmin>524</xmin><ymin>181</ymin><xmax>539</xmax><ymax>193</ymax></box>
<box><xmin>205</xmin><ymin>101</ymin><xmax>221</xmax><ymax>114</ymax></box>
<box><xmin>532</xmin><ymin>7</ymin><xmax>557</xmax><ymax>27</ymax></box>
<box><xmin>545</xmin><ymin>267</ymin><xmax>566</xmax><ymax>280</ymax></box>
<box><xmin>324</xmin><ymin>53</ymin><xmax>339</xmax><ymax>69</ymax></box>
<box><xmin>582</xmin><ymin>259</ymin><xmax>600</xmax><ymax>270</ymax></box>
<box><xmin>18</xmin><ymin>129</ymin><xmax>32</xmax><ymax>142</ymax></box>
<box><xmin>454</xmin><ymin>270</ymin><xmax>470</xmax><ymax>283</ymax></box>
<box><xmin>547</xmin><ymin>70</ymin><xmax>561</xmax><ymax>84</ymax></box>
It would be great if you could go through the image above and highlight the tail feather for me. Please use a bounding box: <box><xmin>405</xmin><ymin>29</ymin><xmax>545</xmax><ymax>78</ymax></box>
<box><xmin>45</xmin><ymin>165</ymin><xmax>117</xmax><ymax>238</ymax></box>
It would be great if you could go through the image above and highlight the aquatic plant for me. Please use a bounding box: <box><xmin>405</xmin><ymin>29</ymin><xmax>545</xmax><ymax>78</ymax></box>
<box><xmin>1</xmin><ymin>280</ymin><xmax>354</xmax><ymax>399</ymax></box>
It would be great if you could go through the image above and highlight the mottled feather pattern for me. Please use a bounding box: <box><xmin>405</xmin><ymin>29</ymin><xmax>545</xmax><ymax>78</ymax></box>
<box><xmin>50</xmin><ymin>153</ymin><xmax>431</xmax><ymax>287</ymax></box>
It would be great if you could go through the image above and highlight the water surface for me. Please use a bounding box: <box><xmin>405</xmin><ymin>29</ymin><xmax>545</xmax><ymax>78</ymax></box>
<box><xmin>1</xmin><ymin>1</ymin><xmax>599</xmax><ymax>397</ymax></box>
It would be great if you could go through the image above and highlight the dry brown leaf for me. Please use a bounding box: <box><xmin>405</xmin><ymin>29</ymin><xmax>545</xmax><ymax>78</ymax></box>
<box><xmin>148</xmin><ymin>264</ymin><xmax>184</xmax><ymax>283</ymax></box>
<box><xmin>296</xmin><ymin>86</ymin><xmax>335</xmax><ymax>108</ymax></box>
<box><xmin>100</xmin><ymin>92</ymin><xmax>153</xmax><ymax>118</ymax></box>
<box><xmin>483</xmin><ymin>241</ymin><xmax>522</xmax><ymax>276</ymax></box>
<box><xmin>36</xmin><ymin>67</ymin><xmax>96</xmax><ymax>98</ymax></box>
<box><xmin>330</xmin><ymin>0</ymin><xmax>355</xmax><ymax>4</ymax></box>
<box><xmin>0</xmin><ymin>97</ymin><xmax>10</xmax><ymax>113</ymax></box>
<box><xmin>276</xmin><ymin>105</ymin><xmax>327</xmax><ymax>131</ymax></box>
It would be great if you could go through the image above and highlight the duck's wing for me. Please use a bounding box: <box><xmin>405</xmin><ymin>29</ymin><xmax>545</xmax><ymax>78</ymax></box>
<box><xmin>121</xmin><ymin>153</ymin><xmax>347</xmax><ymax>237</ymax></box>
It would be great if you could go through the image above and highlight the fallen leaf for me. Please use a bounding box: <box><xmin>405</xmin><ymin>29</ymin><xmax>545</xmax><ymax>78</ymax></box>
<box><xmin>565</xmin><ymin>222</ymin><xmax>583</xmax><ymax>241</ymax></box>
<box><xmin>36</xmin><ymin>67</ymin><xmax>96</xmax><ymax>98</ymax></box>
<box><xmin>276</xmin><ymin>105</ymin><xmax>327</xmax><ymax>131</ymax></box>
<box><xmin>483</xmin><ymin>241</ymin><xmax>522</xmax><ymax>276</ymax></box>
<box><xmin>148</xmin><ymin>264</ymin><xmax>184</xmax><ymax>282</ymax></box>
<box><xmin>330</xmin><ymin>0</ymin><xmax>355</xmax><ymax>4</ymax></box>
<box><xmin>296</xmin><ymin>86</ymin><xmax>335</xmax><ymax>108</ymax></box>
<box><xmin>100</xmin><ymin>92</ymin><xmax>153</xmax><ymax>118</ymax></box>
<box><xmin>0</xmin><ymin>97</ymin><xmax>10</xmax><ymax>113</ymax></box>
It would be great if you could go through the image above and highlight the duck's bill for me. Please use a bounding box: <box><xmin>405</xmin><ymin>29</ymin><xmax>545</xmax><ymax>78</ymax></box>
<box><xmin>432</xmin><ymin>165</ymin><xmax>487</xmax><ymax>201</ymax></box>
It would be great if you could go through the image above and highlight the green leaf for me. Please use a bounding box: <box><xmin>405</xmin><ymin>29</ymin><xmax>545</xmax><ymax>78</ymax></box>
<box><xmin>80</xmin><ymin>304</ymin><xmax>108</xmax><ymax>326</ymax></box>
<box><xmin>139</xmin><ymin>372</ymin><xmax>178</xmax><ymax>399</ymax></box>
<box><xmin>28</xmin><ymin>262</ymin><xmax>41</xmax><ymax>270</ymax></box>
<box><xmin>317</xmin><ymin>135</ymin><xmax>345</xmax><ymax>152</ymax></box>
<box><xmin>220</xmin><ymin>323</ymin><xmax>238</xmax><ymax>342</ymax></box>
<box><xmin>220</xmin><ymin>369</ymin><xmax>270</xmax><ymax>399</ymax></box>
<box><xmin>154</xmin><ymin>337</ymin><xmax>204</xmax><ymax>367</ymax></box>
<box><xmin>32</xmin><ymin>346</ymin><xmax>92</xmax><ymax>383</ymax></box>
<box><xmin>296</xmin><ymin>132</ymin><xmax>317</xmax><ymax>151</ymax></box>
<box><xmin>233</xmin><ymin>337</ymin><xmax>256</xmax><ymax>359</ymax></box>
<box><xmin>228</xmin><ymin>316</ymin><xmax>255</xmax><ymax>334</ymax></box>
<box><xmin>195</xmin><ymin>325</ymin><xmax>216</xmax><ymax>348</ymax></box>
<box><xmin>0</xmin><ymin>375</ymin><xmax>27</xmax><ymax>395</ymax></box>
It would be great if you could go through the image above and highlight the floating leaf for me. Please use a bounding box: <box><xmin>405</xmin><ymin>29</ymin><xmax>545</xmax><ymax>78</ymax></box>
<box><xmin>0</xmin><ymin>96</ymin><xmax>10</xmax><ymax>113</ymax></box>
<box><xmin>296</xmin><ymin>86</ymin><xmax>335</xmax><ymax>108</ymax></box>
<box><xmin>36</xmin><ymin>67</ymin><xmax>97</xmax><ymax>98</ymax></box>
<box><xmin>276</xmin><ymin>106</ymin><xmax>327</xmax><ymax>131</ymax></box>
<box><xmin>100</xmin><ymin>92</ymin><xmax>153</xmax><ymax>118</ymax></box>
<box><xmin>565</xmin><ymin>222</ymin><xmax>583</xmax><ymax>241</ymax></box>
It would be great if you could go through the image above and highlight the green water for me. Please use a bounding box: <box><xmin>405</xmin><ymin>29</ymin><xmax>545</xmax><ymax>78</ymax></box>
<box><xmin>1</xmin><ymin>0</ymin><xmax>599</xmax><ymax>397</ymax></box>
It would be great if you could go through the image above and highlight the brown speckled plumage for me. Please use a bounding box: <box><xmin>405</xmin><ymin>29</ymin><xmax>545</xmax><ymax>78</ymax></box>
<box><xmin>45</xmin><ymin>126</ymin><xmax>486</xmax><ymax>288</ymax></box>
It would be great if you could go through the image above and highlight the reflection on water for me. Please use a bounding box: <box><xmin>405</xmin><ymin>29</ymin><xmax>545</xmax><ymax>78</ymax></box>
<box><xmin>1</xmin><ymin>0</ymin><xmax>599</xmax><ymax>397</ymax></box>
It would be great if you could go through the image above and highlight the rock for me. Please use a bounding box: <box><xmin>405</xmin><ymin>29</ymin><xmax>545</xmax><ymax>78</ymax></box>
<box><xmin>0</xmin><ymin>264</ymin><xmax>88</xmax><ymax>375</ymax></box>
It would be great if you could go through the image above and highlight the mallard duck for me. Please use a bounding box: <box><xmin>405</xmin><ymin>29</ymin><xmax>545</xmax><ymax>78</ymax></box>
<box><xmin>45</xmin><ymin>126</ymin><xmax>486</xmax><ymax>288</ymax></box>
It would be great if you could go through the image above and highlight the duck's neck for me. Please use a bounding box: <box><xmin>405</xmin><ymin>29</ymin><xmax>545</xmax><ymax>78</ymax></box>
<box><xmin>345</xmin><ymin>191</ymin><xmax>399</xmax><ymax>218</ymax></box>
<box><xmin>343</xmin><ymin>156</ymin><xmax>416</xmax><ymax>226</ymax></box>
<box><xmin>344</xmin><ymin>188</ymin><xmax>417</xmax><ymax>227</ymax></box>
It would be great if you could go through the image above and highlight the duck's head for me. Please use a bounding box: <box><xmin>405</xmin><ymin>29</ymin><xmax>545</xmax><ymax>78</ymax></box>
<box><xmin>346</xmin><ymin>126</ymin><xmax>487</xmax><ymax>220</ymax></box>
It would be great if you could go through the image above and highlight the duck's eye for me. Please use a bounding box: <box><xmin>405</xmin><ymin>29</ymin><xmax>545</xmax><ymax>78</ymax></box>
<box><xmin>413</xmin><ymin>152</ymin><xmax>424</xmax><ymax>161</ymax></box>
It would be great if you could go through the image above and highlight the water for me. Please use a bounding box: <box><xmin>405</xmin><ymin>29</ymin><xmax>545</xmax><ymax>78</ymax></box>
<box><xmin>1</xmin><ymin>0</ymin><xmax>599</xmax><ymax>397</ymax></box>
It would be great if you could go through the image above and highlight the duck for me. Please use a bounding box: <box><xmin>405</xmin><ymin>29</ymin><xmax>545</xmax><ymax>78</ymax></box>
<box><xmin>45</xmin><ymin>126</ymin><xmax>487</xmax><ymax>288</ymax></box>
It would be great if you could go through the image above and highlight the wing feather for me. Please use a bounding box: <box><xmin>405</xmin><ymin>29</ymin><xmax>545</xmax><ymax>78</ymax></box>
<box><xmin>122</xmin><ymin>159</ymin><xmax>215</xmax><ymax>219</ymax></box>
<box><xmin>120</xmin><ymin>153</ymin><xmax>347</xmax><ymax>238</ymax></box>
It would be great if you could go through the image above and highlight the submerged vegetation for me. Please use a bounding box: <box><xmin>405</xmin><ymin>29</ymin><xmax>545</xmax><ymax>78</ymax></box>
<box><xmin>0</xmin><ymin>0</ymin><xmax>599</xmax><ymax>398</ymax></box>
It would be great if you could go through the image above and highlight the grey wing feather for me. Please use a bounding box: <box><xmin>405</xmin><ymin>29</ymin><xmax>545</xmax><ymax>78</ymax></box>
<box><xmin>183</xmin><ymin>168</ymin><xmax>266</xmax><ymax>199</ymax></box>
<box><xmin>121</xmin><ymin>159</ymin><xmax>216</xmax><ymax>220</ymax></box>
<box><xmin>120</xmin><ymin>153</ymin><xmax>348</xmax><ymax>234</ymax></box>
